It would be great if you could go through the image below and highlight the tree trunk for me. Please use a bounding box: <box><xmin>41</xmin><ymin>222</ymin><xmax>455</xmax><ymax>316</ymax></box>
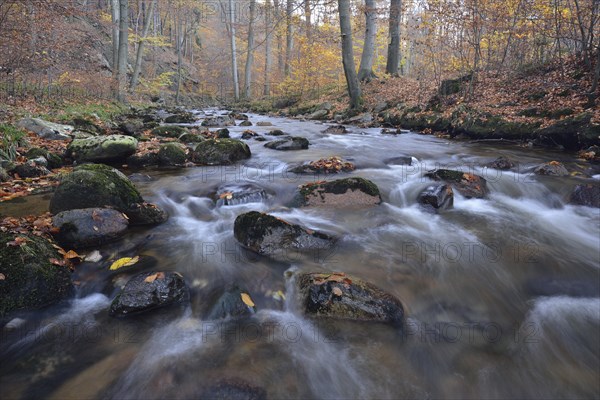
<box><xmin>117</xmin><ymin>0</ymin><xmax>129</xmax><ymax>101</ymax></box>
<box><xmin>244</xmin><ymin>0</ymin><xmax>256</xmax><ymax>99</ymax></box>
<box><xmin>304</xmin><ymin>0</ymin><xmax>311</xmax><ymax>40</ymax></box>
<box><xmin>587</xmin><ymin>46</ymin><xmax>600</xmax><ymax>107</ymax></box>
<box><xmin>385</xmin><ymin>0</ymin><xmax>401</xmax><ymax>75</ymax></box>
<box><xmin>130</xmin><ymin>0</ymin><xmax>155</xmax><ymax>92</ymax></box>
<box><xmin>284</xmin><ymin>0</ymin><xmax>293</xmax><ymax>77</ymax></box>
<box><xmin>274</xmin><ymin>0</ymin><xmax>283</xmax><ymax>74</ymax></box>
<box><xmin>111</xmin><ymin>0</ymin><xmax>120</xmax><ymax>74</ymax></box>
<box><xmin>264</xmin><ymin>0</ymin><xmax>273</xmax><ymax>96</ymax></box>
<box><xmin>338</xmin><ymin>0</ymin><xmax>362</xmax><ymax>109</ymax></box>
<box><xmin>228</xmin><ymin>0</ymin><xmax>239</xmax><ymax>100</ymax></box>
<box><xmin>358</xmin><ymin>0</ymin><xmax>377</xmax><ymax>82</ymax></box>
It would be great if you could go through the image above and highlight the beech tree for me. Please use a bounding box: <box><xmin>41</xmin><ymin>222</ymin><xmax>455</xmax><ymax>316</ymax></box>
<box><xmin>386</xmin><ymin>0</ymin><xmax>401</xmax><ymax>75</ymax></box>
<box><xmin>358</xmin><ymin>0</ymin><xmax>378</xmax><ymax>82</ymax></box>
<box><xmin>338</xmin><ymin>0</ymin><xmax>362</xmax><ymax>108</ymax></box>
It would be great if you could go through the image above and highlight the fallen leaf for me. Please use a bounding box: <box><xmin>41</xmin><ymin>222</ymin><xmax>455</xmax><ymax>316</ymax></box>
<box><xmin>7</xmin><ymin>236</ymin><xmax>28</xmax><ymax>247</ymax></box>
<box><xmin>64</xmin><ymin>250</ymin><xmax>81</xmax><ymax>259</ymax></box>
<box><xmin>0</xmin><ymin>273</ymin><xmax>5</xmax><ymax>280</ymax></box>
<box><xmin>332</xmin><ymin>287</ymin><xmax>343</xmax><ymax>297</ymax></box>
<box><xmin>144</xmin><ymin>271</ymin><xmax>165</xmax><ymax>283</ymax></box>
<box><xmin>240</xmin><ymin>292</ymin><xmax>255</xmax><ymax>307</ymax></box>
<box><xmin>109</xmin><ymin>256</ymin><xmax>140</xmax><ymax>271</ymax></box>
<box><xmin>219</xmin><ymin>191</ymin><xmax>234</xmax><ymax>200</ymax></box>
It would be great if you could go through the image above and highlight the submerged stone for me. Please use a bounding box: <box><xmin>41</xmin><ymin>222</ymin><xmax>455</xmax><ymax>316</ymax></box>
<box><xmin>424</xmin><ymin>169</ymin><xmax>489</xmax><ymax>198</ymax></box>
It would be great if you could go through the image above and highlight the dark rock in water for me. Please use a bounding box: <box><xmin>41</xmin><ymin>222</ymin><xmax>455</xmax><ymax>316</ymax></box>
<box><xmin>297</xmin><ymin>177</ymin><xmax>381</xmax><ymax>207</ymax></box>
<box><xmin>234</xmin><ymin>211</ymin><xmax>336</xmax><ymax>256</ymax></box>
<box><xmin>50</xmin><ymin>164</ymin><xmax>143</xmax><ymax>214</ymax></box>
<box><xmin>322</xmin><ymin>125</ymin><xmax>348</xmax><ymax>134</ymax></box>
<box><xmin>570</xmin><ymin>184</ymin><xmax>600</xmax><ymax>208</ymax></box>
<box><xmin>66</xmin><ymin>134</ymin><xmax>138</xmax><ymax>163</ymax></box>
<box><xmin>12</xmin><ymin>160</ymin><xmax>50</xmax><ymax>178</ymax></box>
<box><xmin>241</xmin><ymin>130</ymin><xmax>259</xmax><ymax>140</ymax></box>
<box><xmin>230</xmin><ymin>112</ymin><xmax>249</xmax><ymax>121</ymax></box>
<box><xmin>126</xmin><ymin>202</ymin><xmax>169</xmax><ymax>225</ymax></box>
<box><xmin>525</xmin><ymin>277</ymin><xmax>600</xmax><ymax>298</ymax></box>
<box><xmin>289</xmin><ymin>157</ymin><xmax>355</xmax><ymax>175</ymax></box>
<box><xmin>485</xmin><ymin>156</ymin><xmax>515</xmax><ymax>170</ymax></box>
<box><xmin>165</xmin><ymin>112</ymin><xmax>196</xmax><ymax>124</ymax></box>
<box><xmin>296</xmin><ymin>272</ymin><xmax>404</xmax><ymax>325</ymax></box>
<box><xmin>158</xmin><ymin>143</ymin><xmax>187</xmax><ymax>166</ymax></box>
<box><xmin>417</xmin><ymin>184</ymin><xmax>453</xmax><ymax>212</ymax></box>
<box><xmin>533</xmin><ymin>161</ymin><xmax>569</xmax><ymax>176</ymax></box>
<box><xmin>256</xmin><ymin>121</ymin><xmax>273</xmax><ymax>127</ymax></box>
<box><xmin>127</xmin><ymin>152</ymin><xmax>160</xmax><ymax>167</ymax></box>
<box><xmin>216</xmin><ymin>185</ymin><xmax>269</xmax><ymax>206</ymax></box>
<box><xmin>384</xmin><ymin>156</ymin><xmax>413</xmax><ymax>166</ymax></box>
<box><xmin>151</xmin><ymin>125</ymin><xmax>189</xmax><ymax>138</ymax></box>
<box><xmin>239</xmin><ymin>120</ymin><xmax>253</xmax><ymax>127</ymax></box>
<box><xmin>118</xmin><ymin>119</ymin><xmax>144</xmax><ymax>137</ymax></box>
<box><xmin>381</xmin><ymin>128</ymin><xmax>403</xmax><ymax>135</ymax></box>
<box><xmin>200</xmin><ymin>378</ymin><xmax>267</xmax><ymax>400</ymax></box>
<box><xmin>192</xmin><ymin>139</ymin><xmax>251</xmax><ymax>165</ymax></box>
<box><xmin>214</xmin><ymin>128</ymin><xmax>231</xmax><ymax>138</ymax></box>
<box><xmin>0</xmin><ymin>232</ymin><xmax>73</xmax><ymax>316</ymax></box>
<box><xmin>109</xmin><ymin>271</ymin><xmax>188</xmax><ymax>317</ymax></box>
<box><xmin>424</xmin><ymin>169</ymin><xmax>489</xmax><ymax>198</ymax></box>
<box><xmin>254</xmin><ymin>136</ymin><xmax>267</xmax><ymax>142</ymax></box>
<box><xmin>201</xmin><ymin>115</ymin><xmax>235</xmax><ymax>127</ymax></box>
<box><xmin>264</xmin><ymin>137</ymin><xmax>309</xmax><ymax>151</ymax></box>
<box><xmin>536</xmin><ymin>112</ymin><xmax>600</xmax><ymax>150</ymax></box>
<box><xmin>52</xmin><ymin>208</ymin><xmax>129</xmax><ymax>249</ymax></box>
<box><xmin>267</xmin><ymin>129</ymin><xmax>286</xmax><ymax>136</ymax></box>
<box><xmin>207</xmin><ymin>287</ymin><xmax>256</xmax><ymax>320</ymax></box>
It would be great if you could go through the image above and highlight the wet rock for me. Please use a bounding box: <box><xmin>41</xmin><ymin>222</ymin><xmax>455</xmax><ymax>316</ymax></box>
<box><xmin>233</xmin><ymin>211</ymin><xmax>336</xmax><ymax>256</ymax></box>
<box><xmin>267</xmin><ymin>129</ymin><xmax>286</xmax><ymax>136</ymax></box>
<box><xmin>254</xmin><ymin>136</ymin><xmax>267</xmax><ymax>142</ymax></box>
<box><xmin>178</xmin><ymin>132</ymin><xmax>206</xmax><ymax>143</ymax></box>
<box><xmin>322</xmin><ymin>125</ymin><xmax>348</xmax><ymax>134</ymax></box>
<box><xmin>296</xmin><ymin>272</ymin><xmax>404</xmax><ymax>325</ymax></box>
<box><xmin>17</xmin><ymin>118</ymin><xmax>72</xmax><ymax>140</ymax></box>
<box><xmin>384</xmin><ymin>156</ymin><xmax>413</xmax><ymax>165</ymax></box>
<box><xmin>200</xmin><ymin>378</ymin><xmax>267</xmax><ymax>400</ymax></box>
<box><xmin>533</xmin><ymin>161</ymin><xmax>569</xmax><ymax>176</ymax></box>
<box><xmin>192</xmin><ymin>139</ymin><xmax>251</xmax><ymax>165</ymax></box>
<box><xmin>297</xmin><ymin>177</ymin><xmax>382</xmax><ymax>207</ymax></box>
<box><xmin>255</xmin><ymin>121</ymin><xmax>273</xmax><ymax>127</ymax></box>
<box><xmin>25</xmin><ymin>147</ymin><xmax>63</xmax><ymax>169</ymax></box>
<box><xmin>0</xmin><ymin>232</ymin><xmax>73</xmax><ymax>315</ymax></box>
<box><xmin>216</xmin><ymin>185</ymin><xmax>269</xmax><ymax>206</ymax></box>
<box><xmin>165</xmin><ymin>112</ymin><xmax>196</xmax><ymax>124</ymax></box>
<box><xmin>569</xmin><ymin>184</ymin><xmax>600</xmax><ymax>208</ymax></box>
<box><xmin>417</xmin><ymin>184</ymin><xmax>453</xmax><ymax>212</ymax></box>
<box><xmin>289</xmin><ymin>157</ymin><xmax>355</xmax><ymax>174</ymax></box>
<box><xmin>207</xmin><ymin>287</ymin><xmax>257</xmax><ymax>319</ymax></box>
<box><xmin>125</xmin><ymin>202</ymin><xmax>169</xmax><ymax>225</ymax></box>
<box><xmin>230</xmin><ymin>112</ymin><xmax>249</xmax><ymax>121</ymax></box>
<box><xmin>158</xmin><ymin>143</ymin><xmax>187</xmax><ymax>166</ymax></box>
<box><xmin>109</xmin><ymin>271</ymin><xmax>188</xmax><ymax>317</ymax></box>
<box><xmin>118</xmin><ymin>119</ymin><xmax>144</xmax><ymax>137</ymax></box>
<box><xmin>151</xmin><ymin>125</ymin><xmax>189</xmax><ymax>138</ymax></box>
<box><xmin>241</xmin><ymin>130</ymin><xmax>259</xmax><ymax>140</ymax></box>
<box><xmin>201</xmin><ymin>115</ymin><xmax>235</xmax><ymax>127</ymax></box>
<box><xmin>126</xmin><ymin>152</ymin><xmax>160</xmax><ymax>167</ymax></box>
<box><xmin>72</xmin><ymin>117</ymin><xmax>104</xmax><ymax>135</ymax></box>
<box><xmin>12</xmin><ymin>160</ymin><xmax>51</xmax><ymax>178</ymax></box>
<box><xmin>214</xmin><ymin>128</ymin><xmax>231</xmax><ymax>138</ymax></box>
<box><xmin>424</xmin><ymin>169</ymin><xmax>489</xmax><ymax>198</ymax></box>
<box><xmin>264</xmin><ymin>137</ymin><xmax>309</xmax><ymax>151</ymax></box>
<box><xmin>485</xmin><ymin>156</ymin><xmax>515</xmax><ymax>170</ymax></box>
<box><xmin>536</xmin><ymin>112</ymin><xmax>600</xmax><ymax>150</ymax></box>
<box><xmin>345</xmin><ymin>113</ymin><xmax>373</xmax><ymax>124</ymax></box>
<box><xmin>309</xmin><ymin>109</ymin><xmax>329</xmax><ymax>120</ymax></box>
<box><xmin>0</xmin><ymin>167</ymin><xmax>9</xmax><ymax>182</ymax></box>
<box><xmin>66</xmin><ymin>134</ymin><xmax>138</xmax><ymax>163</ymax></box>
<box><xmin>239</xmin><ymin>120</ymin><xmax>253</xmax><ymax>127</ymax></box>
<box><xmin>52</xmin><ymin>208</ymin><xmax>129</xmax><ymax>249</ymax></box>
<box><xmin>381</xmin><ymin>128</ymin><xmax>403</xmax><ymax>135</ymax></box>
<box><xmin>525</xmin><ymin>277</ymin><xmax>600</xmax><ymax>298</ymax></box>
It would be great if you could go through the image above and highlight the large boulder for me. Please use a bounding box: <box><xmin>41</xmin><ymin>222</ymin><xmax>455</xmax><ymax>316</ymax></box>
<box><xmin>158</xmin><ymin>143</ymin><xmax>187</xmax><ymax>166</ymax></box>
<box><xmin>17</xmin><ymin>118</ymin><xmax>73</xmax><ymax>140</ymax></box>
<box><xmin>0</xmin><ymin>232</ymin><xmax>73</xmax><ymax>315</ymax></box>
<box><xmin>536</xmin><ymin>112</ymin><xmax>600</xmax><ymax>150</ymax></box>
<box><xmin>309</xmin><ymin>109</ymin><xmax>329</xmax><ymax>120</ymax></box>
<box><xmin>234</xmin><ymin>211</ymin><xmax>336</xmax><ymax>256</ymax></box>
<box><xmin>297</xmin><ymin>177</ymin><xmax>381</xmax><ymax>207</ymax></box>
<box><xmin>192</xmin><ymin>139</ymin><xmax>251</xmax><ymax>165</ymax></box>
<box><xmin>109</xmin><ymin>271</ymin><xmax>188</xmax><ymax>317</ymax></box>
<box><xmin>424</xmin><ymin>169</ymin><xmax>489</xmax><ymax>198</ymax></box>
<box><xmin>569</xmin><ymin>184</ymin><xmax>600</xmax><ymax>208</ymax></box>
<box><xmin>485</xmin><ymin>156</ymin><xmax>515</xmax><ymax>170</ymax></box>
<box><xmin>417</xmin><ymin>184</ymin><xmax>453</xmax><ymax>212</ymax></box>
<box><xmin>207</xmin><ymin>287</ymin><xmax>257</xmax><ymax>320</ymax></box>
<box><xmin>533</xmin><ymin>161</ymin><xmax>569</xmax><ymax>176</ymax></box>
<box><xmin>295</xmin><ymin>272</ymin><xmax>404</xmax><ymax>325</ymax></box>
<box><xmin>201</xmin><ymin>115</ymin><xmax>235</xmax><ymax>127</ymax></box>
<box><xmin>151</xmin><ymin>125</ymin><xmax>189</xmax><ymax>138</ymax></box>
<box><xmin>264</xmin><ymin>137</ymin><xmax>309</xmax><ymax>151</ymax></box>
<box><xmin>66</xmin><ymin>134</ymin><xmax>138</xmax><ymax>163</ymax></box>
<box><xmin>52</xmin><ymin>208</ymin><xmax>129</xmax><ymax>249</ymax></box>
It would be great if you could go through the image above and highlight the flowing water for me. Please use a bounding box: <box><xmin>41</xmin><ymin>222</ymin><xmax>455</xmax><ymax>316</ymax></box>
<box><xmin>1</xmin><ymin>110</ymin><xmax>599</xmax><ymax>399</ymax></box>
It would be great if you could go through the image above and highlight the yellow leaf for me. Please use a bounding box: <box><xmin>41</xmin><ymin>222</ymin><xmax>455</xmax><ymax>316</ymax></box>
<box><xmin>109</xmin><ymin>256</ymin><xmax>140</xmax><ymax>271</ymax></box>
<box><xmin>240</xmin><ymin>292</ymin><xmax>255</xmax><ymax>307</ymax></box>
<box><xmin>64</xmin><ymin>250</ymin><xmax>81</xmax><ymax>259</ymax></box>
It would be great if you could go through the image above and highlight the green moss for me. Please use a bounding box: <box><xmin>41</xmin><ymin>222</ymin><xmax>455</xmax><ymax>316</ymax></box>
<box><xmin>301</xmin><ymin>177</ymin><xmax>380</xmax><ymax>199</ymax></box>
<box><xmin>151</xmin><ymin>126</ymin><xmax>189</xmax><ymax>138</ymax></box>
<box><xmin>158</xmin><ymin>143</ymin><xmax>187</xmax><ymax>165</ymax></box>
<box><xmin>193</xmin><ymin>139</ymin><xmax>251</xmax><ymax>165</ymax></box>
<box><xmin>425</xmin><ymin>169</ymin><xmax>464</xmax><ymax>182</ymax></box>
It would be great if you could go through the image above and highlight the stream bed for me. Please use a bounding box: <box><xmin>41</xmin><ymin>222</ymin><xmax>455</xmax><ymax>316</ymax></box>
<box><xmin>1</xmin><ymin>110</ymin><xmax>599</xmax><ymax>399</ymax></box>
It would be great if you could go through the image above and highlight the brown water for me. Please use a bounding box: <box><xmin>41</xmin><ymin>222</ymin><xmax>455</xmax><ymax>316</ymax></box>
<box><xmin>1</xmin><ymin>110</ymin><xmax>599</xmax><ymax>399</ymax></box>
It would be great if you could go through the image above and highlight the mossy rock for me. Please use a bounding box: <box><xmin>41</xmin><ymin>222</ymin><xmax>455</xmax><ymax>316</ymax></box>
<box><xmin>536</xmin><ymin>112</ymin><xmax>600</xmax><ymax>150</ymax></box>
<box><xmin>192</xmin><ymin>139</ymin><xmax>251</xmax><ymax>165</ymax></box>
<box><xmin>296</xmin><ymin>272</ymin><xmax>404</xmax><ymax>325</ymax></box>
<box><xmin>25</xmin><ymin>147</ymin><xmax>63</xmax><ymax>169</ymax></box>
<box><xmin>158</xmin><ymin>143</ymin><xmax>187</xmax><ymax>166</ymax></box>
<box><xmin>178</xmin><ymin>132</ymin><xmax>205</xmax><ymax>143</ymax></box>
<box><xmin>151</xmin><ymin>125</ymin><xmax>189</xmax><ymax>138</ymax></box>
<box><xmin>297</xmin><ymin>177</ymin><xmax>381</xmax><ymax>207</ymax></box>
<box><xmin>49</xmin><ymin>163</ymin><xmax>143</xmax><ymax>214</ymax></box>
<box><xmin>424</xmin><ymin>169</ymin><xmax>489</xmax><ymax>198</ymax></box>
<box><xmin>264</xmin><ymin>137</ymin><xmax>309</xmax><ymax>151</ymax></box>
<box><xmin>0</xmin><ymin>232</ymin><xmax>73</xmax><ymax>316</ymax></box>
<box><xmin>66</xmin><ymin>134</ymin><xmax>138</xmax><ymax>162</ymax></box>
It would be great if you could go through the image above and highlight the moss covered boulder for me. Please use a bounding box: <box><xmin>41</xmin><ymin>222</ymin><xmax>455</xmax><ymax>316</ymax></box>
<box><xmin>536</xmin><ymin>112</ymin><xmax>600</xmax><ymax>150</ymax></box>
<box><xmin>424</xmin><ymin>169</ymin><xmax>489</xmax><ymax>198</ymax></box>
<box><xmin>158</xmin><ymin>143</ymin><xmax>187</xmax><ymax>166</ymax></box>
<box><xmin>0</xmin><ymin>233</ymin><xmax>73</xmax><ymax>316</ymax></box>
<box><xmin>234</xmin><ymin>211</ymin><xmax>336</xmax><ymax>256</ymax></box>
<box><xmin>264</xmin><ymin>137</ymin><xmax>309</xmax><ymax>151</ymax></box>
<box><xmin>297</xmin><ymin>177</ymin><xmax>382</xmax><ymax>207</ymax></box>
<box><xmin>25</xmin><ymin>147</ymin><xmax>64</xmax><ymax>169</ymax></box>
<box><xmin>151</xmin><ymin>125</ymin><xmax>189</xmax><ymax>138</ymax></box>
<box><xmin>66</xmin><ymin>134</ymin><xmax>138</xmax><ymax>162</ymax></box>
<box><xmin>109</xmin><ymin>271</ymin><xmax>188</xmax><ymax>317</ymax></box>
<box><xmin>296</xmin><ymin>272</ymin><xmax>404</xmax><ymax>325</ymax></box>
<box><xmin>192</xmin><ymin>139</ymin><xmax>251</xmax><ymax>165</ymax></box>
<box><xmin>50</xmin><ymin>164</ymin><xmax>142</xmax><ymax>213</ymax></box>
